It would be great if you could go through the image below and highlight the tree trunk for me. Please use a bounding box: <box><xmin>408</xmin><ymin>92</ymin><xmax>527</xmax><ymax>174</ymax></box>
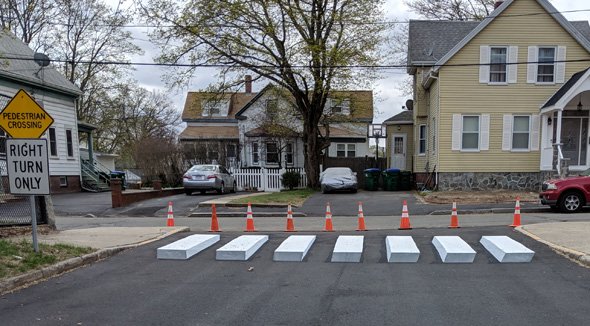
<box><xmin>303</xmin><ymin>123</ymin><xmax>322</xmax><ymax>188</ymax></box>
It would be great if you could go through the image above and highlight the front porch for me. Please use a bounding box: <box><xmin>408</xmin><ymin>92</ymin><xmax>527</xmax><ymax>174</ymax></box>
<box><xmin>541</xmin><ymin>68</ymin><xmax>590</xmax><ymax>176</ymax></box>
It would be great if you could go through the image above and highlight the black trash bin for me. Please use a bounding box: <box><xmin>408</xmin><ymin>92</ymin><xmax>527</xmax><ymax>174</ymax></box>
<box><xmin>382</xmin><ymin>168</ymin><xmax>400</xmax><ymax>191</ymax></box>
<box><xmin>110</xmin><ymin>170</ymin><xmax>126</xmax><ymax>190</ymax></box>
<box><xmin>363</xmin><ymin>168</ymin><xmax>381</xmax><ymax>191</ymax></box>
<box><xmin>400</xmin><ymin>171</ymin><xmax>412</xmax><ymax>190</ymax></box>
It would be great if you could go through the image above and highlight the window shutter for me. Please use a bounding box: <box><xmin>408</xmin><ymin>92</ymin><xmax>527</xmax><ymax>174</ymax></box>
<box><xmin>502</xmin><ymin>115</ymin><xmax>513</xmax><ymax>151</ymax></box>
<box><xmin>342</xmin><ymin>99</ymin><xmax>351</xmax><ymax>115</ymax></box>
<box><xmin>452</xmin><ymin>114</ymin><xmax>461</xmax><ymax>151</ymax></box>
<box><xmin>479</xmin><ymin>45</ymin><xmax>490</xmax><ymax>83</ymax></box>
<box><xmin>556</xmin><ymin>46</ymin><xmax>566</xmax><ymax>83</ymax></box>
<box><xmin>527</xmin><ymin>46</ymin><xmax>538</xmax><ymax>83</ymax></box>
<box><xmin>531</xmin><ymin>114</ymin><xmax>540</xmax><ymax>151</ymax></box>
<box><xmin>508</xmin><ymin>46</ymin><xmax>518</xmax><ymax>83</ymax></box>
<box><xmin>480</xmin><ymin>114</ymin><xmax>490</xmax><ymax>150</ymax></box>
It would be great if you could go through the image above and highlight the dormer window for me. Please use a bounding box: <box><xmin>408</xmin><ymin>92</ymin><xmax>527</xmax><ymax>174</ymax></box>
<box><xmin>201</xmin><ymin>99</ymin><xmax>229</xmax><ymax>117</ymax></box>
<box><xmin>329</xmin><ymin>98</ymin><xmax>350</xmax><ymax>115</ymax></box>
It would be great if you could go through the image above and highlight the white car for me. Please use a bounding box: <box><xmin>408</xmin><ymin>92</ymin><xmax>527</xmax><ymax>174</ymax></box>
<box><xmin>320</xmin><ymin>167</ymin><xmax>358</xmax><ymax>194</ymax></box>
<box><xmin>182</xmin><ymin>164</ymin><xmax>236</xmax><ymax>195</ymax></box>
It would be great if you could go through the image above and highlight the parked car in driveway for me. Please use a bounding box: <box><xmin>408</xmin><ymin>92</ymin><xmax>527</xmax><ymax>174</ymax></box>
<box><xmin>539</xmin><ymin>169</ymin><xmax>590</xmax><ymax>213</ymax></box>
<box><xmin>320</xmin><ymin>167</ymin><xmax>358</xmax><ymax>194</ymax></box>
<box><xmin>183</xmin><ymin>164</ymin><xmax>236</xmax><ymax>195</ymax></box>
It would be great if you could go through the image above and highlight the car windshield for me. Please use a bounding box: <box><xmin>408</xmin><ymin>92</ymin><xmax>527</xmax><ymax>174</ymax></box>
<box><xmin>189</xmin><ymin>165</ymin><xmax>216</xmax><ymax>172</ymax></box>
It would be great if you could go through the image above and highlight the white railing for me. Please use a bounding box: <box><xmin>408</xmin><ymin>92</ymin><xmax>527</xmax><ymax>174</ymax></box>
<box><xmin>229</xmin><ymin>167</ymin><xmax>307</xmax><ymax>192</ymax></box>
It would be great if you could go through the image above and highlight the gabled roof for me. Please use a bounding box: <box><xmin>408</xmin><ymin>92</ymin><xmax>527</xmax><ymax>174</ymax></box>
<box><xmin>0</xmin><ymin>31</ymin><xmax>81</xmax><ymax>96</ymax></box>
<box><xmin>179</xmin><ymin>125</ymin><xmax>239</xmax><ymax>140</ymax></box>
<box><xmin>235</xmin><ymin>84</ymin><xmax>374</xmax><ymax>121</ymax></box>
<box><xmin>383</xmin><ymin>110</ymin><xmax>413</xmax><ymax>124</ymax></box>
<box><xmin>407</xmin><ymin>0</ymin><xmax>590</xmax><ymax>74</ymax></box>
<box><xmin>541</xmin><ymin>68</ymin><xmax>590</xmax><ymax>110</ymax></box>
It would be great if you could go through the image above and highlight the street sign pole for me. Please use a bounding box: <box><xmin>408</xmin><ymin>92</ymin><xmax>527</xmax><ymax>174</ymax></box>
<box><xmin>30</xmin><ymin>196</ymin><xmax>39</xmax><ymax>253</ymax></box>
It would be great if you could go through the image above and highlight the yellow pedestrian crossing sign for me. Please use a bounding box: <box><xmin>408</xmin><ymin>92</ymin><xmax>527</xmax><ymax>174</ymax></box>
<box><xmin>0</xmin><ymin>89</ymin><xmax>54</xmax><ymax>138</ymax></box>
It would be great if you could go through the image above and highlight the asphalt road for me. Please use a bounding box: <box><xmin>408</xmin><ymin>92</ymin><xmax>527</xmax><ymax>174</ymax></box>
<box><xmin>1</xmin><ymin>227</ymin><xmax>589</xmax><ymax>325</ymax></box>
<box><xmin>51</xmin><ymin>190</ymin><xmax>553</xmax><ymax>218</ymax></box>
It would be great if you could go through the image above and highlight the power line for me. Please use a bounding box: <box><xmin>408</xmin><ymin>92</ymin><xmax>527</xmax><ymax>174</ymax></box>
<box><xmin>1</xmin><ymin>55</ymin><xmax>589</xmax><ymax>70</ymax></box>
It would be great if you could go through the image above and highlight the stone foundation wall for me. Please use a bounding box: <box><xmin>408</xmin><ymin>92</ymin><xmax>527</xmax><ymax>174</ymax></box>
<box><xmin>437</xmin><ymin>172</ymin><xmax>547</xmax><ymax>191</ymax></box>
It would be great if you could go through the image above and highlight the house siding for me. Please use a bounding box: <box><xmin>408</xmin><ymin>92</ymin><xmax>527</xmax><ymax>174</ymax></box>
<box><xmin>437</xmin><ymin>0</ymin><xmax>590</xmax><ymax>173</ymax></box>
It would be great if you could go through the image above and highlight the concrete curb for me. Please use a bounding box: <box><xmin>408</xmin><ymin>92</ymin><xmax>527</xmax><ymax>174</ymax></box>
<box><xmin>515</xmin><ymin>226</ymin><xmax>590</xmax><ymax>268</ymax></box>
<box><xmin>189</xmin><ymin>212</ymin><xmax>307</xmax><ymax>218</ymax></box>
<box><xmin>0</xmin><ymin>227</ymin><xmax>190</xmax><ymax>296</ymax></box>
<box><xmin>430</xmin><ymin>207</ymin><xmax>549</xmax><ymax>215</ymax></box>
<box><xmin>198</xmin><ymin>202</ymin><xmax>300</xmax><ymax>208</ymax></box>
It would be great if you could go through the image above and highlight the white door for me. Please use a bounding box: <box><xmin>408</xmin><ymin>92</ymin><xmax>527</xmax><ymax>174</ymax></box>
<box><xmin>391</xmin><ymin>133</ymin><xmax>406</xmax><ymax>170</ymax></box>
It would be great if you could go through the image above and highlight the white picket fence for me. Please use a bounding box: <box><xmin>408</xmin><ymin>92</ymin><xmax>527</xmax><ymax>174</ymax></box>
<box><xmin>229</xmin><ymin>167</ymin><xmax>308</xmax><ymax>192</ymax></box>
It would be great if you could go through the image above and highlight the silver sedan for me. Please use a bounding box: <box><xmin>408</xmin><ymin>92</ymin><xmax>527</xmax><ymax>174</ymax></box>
<box><xmin>182</xmin><ymin>164</ymin><xmax>236</xmax><ymax>195</ymax></box>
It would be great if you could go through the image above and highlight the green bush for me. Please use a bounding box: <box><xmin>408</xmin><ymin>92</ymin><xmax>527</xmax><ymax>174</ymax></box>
<box><xmin>281</xmin><ymin>171</ymin><xmax>301</xmax><ymax>190</ymax></box>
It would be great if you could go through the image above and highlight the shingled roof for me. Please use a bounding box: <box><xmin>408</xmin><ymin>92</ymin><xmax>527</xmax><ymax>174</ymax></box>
<box><xmin>383</xmin><ymin>110</ymin><xmax>413</xmax><ymax>124</ymax></box>
<box><xmin>182</xmin><ymin>92</ymin><xmax>256</xmax><ymax>121</ymax></box>
<box><xmin>0</xmin><ymin>31</ymin><xmax>81</xmax><ymax>96</ymax></box>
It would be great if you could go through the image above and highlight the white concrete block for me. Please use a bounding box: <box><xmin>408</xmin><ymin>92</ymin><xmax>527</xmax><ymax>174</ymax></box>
<box><xmin>385</xmin><ymin>236</ymin><xmax>420</xmax><ymax>263</ymax></box>
<box><xmin>157</xmin><ymin>234</ymin><xmax>220</xmax><ymax>260</ymax></box>
<box><xmin>273</xmin><ymin>235</ymin><xmax>316</xmax><ymax>262</ymax></box>
<box><xmin>331</xmin><ymin>235</ymin><xmax>364</xmax><ymax>263</ymax></box>
<box><xmin>216</xmin><ymin>235</ymin><xmax>269</xmax><ymax>261</ymax></box>
<box><xmin>480</xmin><ymin>236</ymin><xmax>535</xmax><ymax>263</ymax></box>
<box><xmin>432</xmin><ymin>236</ymin><xmax>476</xmax><ymax>263</ymax></box>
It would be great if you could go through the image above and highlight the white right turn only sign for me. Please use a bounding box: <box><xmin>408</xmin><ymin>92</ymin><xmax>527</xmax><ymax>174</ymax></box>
<box><xmin>6</xmin><ymin>138</ymin><xmax>50</xmax><ymax>195</ymax></box>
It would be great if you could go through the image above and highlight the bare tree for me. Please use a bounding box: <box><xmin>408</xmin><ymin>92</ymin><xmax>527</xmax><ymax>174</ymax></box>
<box><xmin>0</xmin><ymin>0</ymin><xmax>54</xmax><ymax>48</ymax></box>
<box><xmin>140</xmin><ymin>0</ymin><xmax>390</xmax><ymax>187</ymax></box>
<box><xmin>405</xmin><ymin>0</ymin><xmax>496</xmax><ymax>21</ymax></box>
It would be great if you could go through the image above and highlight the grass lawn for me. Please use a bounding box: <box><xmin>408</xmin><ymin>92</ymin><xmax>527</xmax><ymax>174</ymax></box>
<box><xmin>230</xmin><ymin>189</ymin><xmax>316</xmax><ymax>206</ymax></box>
<box><xmin>0</xmin><ymin>239</ymin><xmax>94</xmax><ymax>280</ymax></box>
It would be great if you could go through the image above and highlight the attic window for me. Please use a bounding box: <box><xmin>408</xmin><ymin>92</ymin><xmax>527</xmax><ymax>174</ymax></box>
<box><xmin>489</xmin><ymin>47</ymin><xmax>507</xmax><ymax>83</ymax></box>
<box><xmin>330</xmin><ymin>98</ymin><xmax>350</xmax><ymax>115</ymax></box>
<box><xmin>202</xmin><ymin>100</ymin><xmax>225</xmax><ymax>117</ymax></box>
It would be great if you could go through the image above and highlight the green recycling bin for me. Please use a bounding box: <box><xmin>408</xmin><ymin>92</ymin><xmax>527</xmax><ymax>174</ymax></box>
<box><xmin>382</xmin><ymin>168</ymin><xmax>400</xmax><ymax>191</ymax></box>
<box><xmin>110</xmin><ymin>170</ymin><xmax>126</xmax><ymax>190</ymax></box>
<box><xmin>400</xmin><ymin>171</ymin><xmax>412</xmax><ymax>190</ymax></box>
<box><xmin>363</xmin><ymin>168</ymin><xmax>381</xmax><ymax>191</ymax></box>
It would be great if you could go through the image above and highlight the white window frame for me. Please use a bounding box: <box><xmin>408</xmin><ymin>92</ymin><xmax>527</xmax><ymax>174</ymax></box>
<box><xmin>336</xmin><ymin>143</ymin><xmax>346</xmax><ymax>157</ymax></box>
<box><xmin>347</xmin><ymin>144</ymin><xmax>356</xmax><ymax>157</ymax></box>
<box><xmin>329</xmin><ymin>98</ymin><xmax>350</xmax><ymax>115</ymax></box>
<box><xmin>266</xmin><ymin>142</ymin><xmax>279</xmax><ymax>164</ymax></box>
<box><xmin>418</xmin><ymin>124</ymin><xmax>427</xmax><ymax>155</ymax></box>
<box><xmin>48</xmin><ymin>127</ymin><xmax>58</xmax><ymax>157</ymax></box>
<box><xmin>512</xmin><ymin>115</ymin><xmax>531</xmax><ymax>151</ymax></box>
<box><xmin>59</xmin><ymin>176</ymin><xmax>68</xmax><ymax>187</ymax></box>
<box><xmin>336</xmin><ymin>143</ymin><xmax>355</xmax><ymax>157</ymax></box>
<box><xmin>251</xmin><ymin>142</ymin><xmax>259</xmax><ymax>165</ymax></box>
<box><xmin>461</xmin><ymin>115</ymin><xmax>480</xmax><ymax>151</ymax></box>
<box><xmin>285</xmin><ymin>142</ymin><xmax>294</xmax><ymax>165</ymax></box>
<box><xmin>489</xmin><ymin>46</ymin><xmax>508</xmax><ymax>84</ymax></box>
<box><xmin>537</xmin><ymin>46</ymin><xmax>556</xmax><ymax>84</ymax></box>
<box><xmin>65</xmin><ymin>128</ymin><xmax>74</xmax><ymax>158</ymax></box>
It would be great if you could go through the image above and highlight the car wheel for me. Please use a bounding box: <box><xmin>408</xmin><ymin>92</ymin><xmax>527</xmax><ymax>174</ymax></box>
<box><xmin>322</xmin><ymin>186</ymin><xmax>328</xmax><ymax>194</ymax></box>
<box><xmin>200</xmin><ymin>190</ymin><xmax>206</xmax><ymax>195</ymax></box>
<box><xmin>351</xmin><ymin>188</ymin><xmax>357</xmax><ymax>194</ymax></box>
<box><xmin>559</xmin><ymin>191</ymin><xmax>584</xmax><ymax>213</ymax></box>
<box><xmin>217</xmin><ymin>182</ymin><xmax>225</xmax><ymax>195</ymax></box>
<box><xmin>230</xmin><ymin>181</ymin><xmax>237</xmax><ymax>193</ymax></box>
<box><xmin>184</xmin><ymin>190</ymin><xmax>192</xmax><ymax>196</ymax></box>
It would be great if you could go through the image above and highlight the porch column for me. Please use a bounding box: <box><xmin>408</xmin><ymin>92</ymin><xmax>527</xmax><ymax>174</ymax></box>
<box><xmin>87</xmin><ymin>131</ymin><xmax>94</xmax><ymax>166</ymax></box>
<box><xmin>555</xmin><ymin>110</ymin><xmax>562</xmax><ymax>145</ymax></box>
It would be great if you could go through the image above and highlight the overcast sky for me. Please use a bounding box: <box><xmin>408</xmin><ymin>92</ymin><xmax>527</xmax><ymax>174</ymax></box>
<box><xmin>116</xmin><ymin>0</ymin><xmax>589</xmax><ymax>124</ymax></box>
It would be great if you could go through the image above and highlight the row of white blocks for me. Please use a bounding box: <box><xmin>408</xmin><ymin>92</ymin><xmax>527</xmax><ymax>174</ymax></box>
<box><xmin>157</xmin><ymin>235</ymin><xmax>535</xmax><ymax>263</ymax></box>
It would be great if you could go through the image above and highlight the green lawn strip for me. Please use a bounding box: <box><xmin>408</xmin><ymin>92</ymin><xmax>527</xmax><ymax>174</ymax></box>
<box><xmin>230</xmin><ymin>189</ymin><xmax>316</xmax><ymax>206</ymax></box>
<box><xmin>0</xmin><ymin>239</ymin><xmax>94</xmax><ymax>280</ymax></box>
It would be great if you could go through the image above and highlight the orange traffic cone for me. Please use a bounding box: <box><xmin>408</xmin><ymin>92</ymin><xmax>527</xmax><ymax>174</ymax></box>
<box><xmin>510</xmin><ymin>196</ymin><xmax>522</xmax><ymax>227</ymax></box>
<box><xmin>166</xmin><ymin>201</ymin><xmax>175</xmax><ymax>227</ymax></box>
<box><xmin>356</xmin><ymin>202</ymin><xmax>367</xmax><ymax>231</ymax></box>
<box><xmin>399</xmin><ymin>200</ymin><xmax>412</xmax><ymax>230</ymax></box>
<box><xmin>286</xmin><ymin>203</ymin><xmax>295</xmax><ymax>232</ymax></box>
<box><xmin>449</xmin><ymin>201</ymin><xmax>460</xmax><ymax>228</ymax></box>
<box><xmin>324</xmin><ymin>202</ymin><xmax>334</xmax><ymax>232</ymax></box>
<box><xmin>245</xmin><ymin>202</ymin><xmax>256</xmax><ymax>232</ymax></box>
<box><xmin>209</xmin><ymin>203</ymin><xmax>220</xmax><ymax>232</ymax></box>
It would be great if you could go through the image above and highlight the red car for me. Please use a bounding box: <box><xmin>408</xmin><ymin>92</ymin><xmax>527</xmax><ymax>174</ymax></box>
<box><xmin>539</xmin><ymin>171</ymin><xmax>590</xmax><ymax>213</ymax></box>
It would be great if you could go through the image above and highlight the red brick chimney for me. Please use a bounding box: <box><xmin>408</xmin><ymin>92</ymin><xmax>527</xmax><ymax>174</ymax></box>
<box><xmin>245</xmin><ymin>75</ymin><xmax>252</xmax><ymax>93</ymax></box>
<box><xmin>494</xmin><ymin>1</ymin><xmax>504</xmax><ymax>9</ymax></box>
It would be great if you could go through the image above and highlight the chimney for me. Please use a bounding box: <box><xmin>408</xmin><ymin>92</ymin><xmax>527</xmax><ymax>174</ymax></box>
<box><xmin>245</xmin><ymin>75</ymin><xmax>252</xmax><ymax>93</ymax></box>
<box><xmin>494</xmin><ymin>1</ymin><xmax>504</xmax><ymax>9</ymax></box>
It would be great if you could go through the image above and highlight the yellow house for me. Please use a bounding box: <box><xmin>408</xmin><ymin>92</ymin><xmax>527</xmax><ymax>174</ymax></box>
<box><xmin>407</xmin><ymin>0</ymin><xmax>590</xmax><ymax>190</ymax></box>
